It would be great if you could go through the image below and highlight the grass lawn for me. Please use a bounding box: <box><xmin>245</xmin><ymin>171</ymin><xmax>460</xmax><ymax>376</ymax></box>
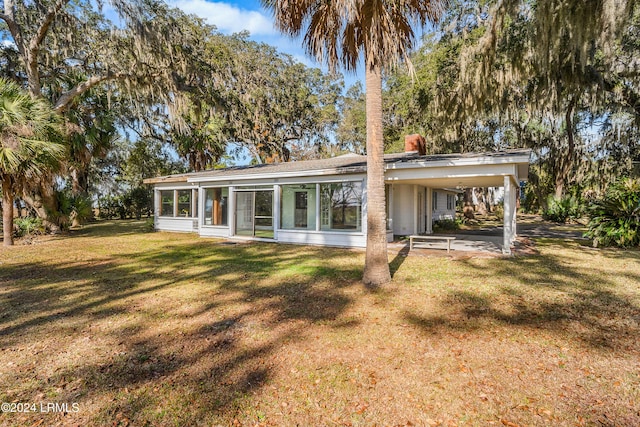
<box><xmin>1</xmin><ymin>220</ymin><xmax>639</xmax><ymax>426</ymax></box>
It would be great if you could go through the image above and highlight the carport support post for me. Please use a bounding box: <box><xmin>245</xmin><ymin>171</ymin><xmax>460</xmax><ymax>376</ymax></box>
<box><xmin>426</xmin><ymin>187</ymin><xmax>433</xmax><ymax>234</ymax></box>
<box><xmin>503</xmin><ymin>176</ymin><xmax>517</xmax><ymax>255</ymax></box>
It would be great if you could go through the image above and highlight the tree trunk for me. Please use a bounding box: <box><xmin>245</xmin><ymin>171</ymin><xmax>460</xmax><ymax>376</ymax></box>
<box><xmin>21</xmin><ymin>191</ymin><xmax>60</xmax><ymax>233</ymax></box>
<box><xmin>3</xmin><ymin>178</ymin><xmax>15</xmax><ymax>246</ymax></box>
<box><xmin>555</xmin><ymin>97</ymin><xmax>577</xmax><ymax>198</ymax></box>
<box><xmin>463</xmin><ymin>188</ymin><xmax>475</xmax><ymax>219</ymax></box>
<box><xmin>362</xmin><ymin>65</ymin><xmax>391</xmax><ymax>287</ymax></box>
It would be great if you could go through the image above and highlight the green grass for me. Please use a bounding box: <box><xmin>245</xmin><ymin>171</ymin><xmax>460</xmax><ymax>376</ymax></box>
<box><xmin>0</xmin><ymin>220</ymin><xmax>639</xmax><ymax>426</ymax></box>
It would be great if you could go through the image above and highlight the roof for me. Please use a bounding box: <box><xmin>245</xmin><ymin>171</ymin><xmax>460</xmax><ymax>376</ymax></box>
<box><xmin>143</xmin><ymin>149</ymin><xmax>531</xmax><ymax>184</ymax></box>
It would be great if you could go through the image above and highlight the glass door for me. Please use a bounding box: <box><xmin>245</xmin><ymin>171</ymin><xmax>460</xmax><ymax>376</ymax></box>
<box><xmin>234</xmin><ymin>190</ymin><xmax>274</xmax><ymax>238</ymax></box>
<box><xmin>254</xmin><ymin>191</ymin><xmax>274</xmax><ymax>238</ymax></box>
<box><xmin>235</xmin><ymin>192</ymin><xmax>254</xmax><ymax>236</ymax></box>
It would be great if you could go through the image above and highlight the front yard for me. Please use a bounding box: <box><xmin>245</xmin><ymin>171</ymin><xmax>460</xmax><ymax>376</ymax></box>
<box><xmin>1</xmin><ymin>221</ymin><xmax>639</xmax><ymax>426</ymax></box>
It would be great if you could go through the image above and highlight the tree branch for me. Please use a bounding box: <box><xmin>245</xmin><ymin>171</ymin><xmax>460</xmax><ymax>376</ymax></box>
<box><xmin>1</xmin><ymin>0</ymin><xmax>25</xmax><ymax>54</ymax></box>
<box><xmin>29</xmin><ymin>0</ymin><xmax>70</xmax><ymax>54</ymax></box>
<box><xmin>54</xmin><ymin>72</ymin><xmax>127</xmax><ymax>112</ymax></box>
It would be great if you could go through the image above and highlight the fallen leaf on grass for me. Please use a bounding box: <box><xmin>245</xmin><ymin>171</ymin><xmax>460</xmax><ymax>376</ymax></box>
<box><xmin>500</xmin><ymin>419</ymin><xmax>520</xmax><ymax>427</ymax></box>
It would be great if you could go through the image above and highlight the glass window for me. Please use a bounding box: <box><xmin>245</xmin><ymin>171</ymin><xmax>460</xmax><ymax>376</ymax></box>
<box><xmin>160</xmin><ymin>190</ymin><xmax>174</xmax><ymax>216</ymax></box>
<box><xmin>447</xmin><ymin>194</ymin><xmax>455</xmax><ymax>210</ymax></box>
<box><xmin>280</xmin><ymin>184</ymin><xmax>316</xmax><ymax>230</ymax></box>
<box><xmin>204</xmin><ymin>188</ymin><xmax>228</xmax><ymax>226</ymax></box>
<box><xmin>432</xmin><ymin>191</ymin><xmax>438</xmax><ymax>211</ymax></box>
<box><xmin>320</xmin><ymin>182</ymin><xmax>362</xmax><ymax>231</ymax></box>
<box><xmin>177</xmin><ymin>190</ymin><xmax>191</xmax><ymax>217</ymax></box>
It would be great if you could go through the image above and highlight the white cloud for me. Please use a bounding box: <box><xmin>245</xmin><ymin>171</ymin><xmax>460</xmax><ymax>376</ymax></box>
<box><xmin>169</xmin><ymin>0</ymin><xmax>276</xmax><ymax>36</ymax></box>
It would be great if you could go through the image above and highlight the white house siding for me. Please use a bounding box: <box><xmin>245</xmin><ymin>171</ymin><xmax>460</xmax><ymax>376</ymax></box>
<box><xmin>277</xmin><ymin>230</ymin><xmax>366</xmax><ymax>247</ymax></box>
<box><xmin>431</xmin><ymin>190</ymin><xmax>457</xmax><ymax>222</ymax></box>
<box><xmin>391</xmin><ymin>184</ymin><xmax>415</xmax><ymax>235</ymax></box>
<box><xmin>199</xmin><ymin>226</ymin><xmax>230</xmax><ymax>238</ymax></box>
<box><xmin>155</xmin><ymin>217</ymin><xmax>198</xmax><ymax>233</ymax></box>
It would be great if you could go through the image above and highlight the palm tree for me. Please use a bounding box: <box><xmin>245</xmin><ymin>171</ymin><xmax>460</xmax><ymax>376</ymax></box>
<box><xmin>262</xmin><ymin>0</ymin><xmax>447</xmax><ymax>286</ymax></box>
<box><xmin>0</xmin><ymin>78</ymin><xmax>64</xmax><ymax>246</ymax></box>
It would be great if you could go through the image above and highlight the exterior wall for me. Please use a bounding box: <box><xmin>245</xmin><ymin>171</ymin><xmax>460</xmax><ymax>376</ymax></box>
<box><xmin>431</xmin><ymin>190</ymin><xmax>457</xmax><ymax>222</ymax></box>
<box><xmin>277</xmin><ymin>230</ymin><xmax>366</xmax><ymax>247</ymax></box>
<box><xmin>199</xmin><ymin>226</ymin><xmax>230</xmax><ymax>238</ymax></box>
<box><xmin>155</xmin><ymin>217</ymin><xmax>198</xmax><ymax>233</ymax></box>
<box><xmin>154</xmin><ymin>183</ymin><xmax>199</xmax><ymax>232</ymax></box>
<box><xmin>391</xmin><ymin>184</ymin><xmax>415</xmax><ymax>235</ymax></box>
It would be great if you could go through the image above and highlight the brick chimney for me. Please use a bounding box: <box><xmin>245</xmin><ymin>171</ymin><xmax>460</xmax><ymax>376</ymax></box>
<box><xmin>404</xmin><ymin>134</ymin><xmax>426</xmax><ymax>155</ymax></box>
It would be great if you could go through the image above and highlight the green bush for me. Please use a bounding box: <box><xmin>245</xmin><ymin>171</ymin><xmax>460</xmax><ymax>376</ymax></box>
<box><xmin>57</xmin><ymin>190</ymin><xmax>94</xmax><ymax>228</ymax></box>
<box><xmin>542</xmin><ymin>194</ymin><xmax>582</xmax><ymax>223</ymax></box>
<box><xmin>14</xmin><ymin>216</ymin><xmax>44</xmax><ymax>237</ymax></box>
<box><xmin>585</xmin><ymin>178</ymin><xmax>640</xmax><ymax>248</ymax></box>
<box><xmin>433</xmin><ymin>218</ymin><xmax>460</xmax><ymax>232</ymax></box>
<box><xmin>144</xmin><ymin>217</ymin><xmax>155</xmax><ymax>232</ymax></box>
<box><xmin>96</xmin><ymin>187</ymin><xmax>152</xmax><ymax>220</ymax></box>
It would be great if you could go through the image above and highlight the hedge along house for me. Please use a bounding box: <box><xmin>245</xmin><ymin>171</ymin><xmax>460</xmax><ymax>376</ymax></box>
<box><xmin>144</xmin><ymin>145</ymin><xmax>530</xmax><ymax>254</ymax></box>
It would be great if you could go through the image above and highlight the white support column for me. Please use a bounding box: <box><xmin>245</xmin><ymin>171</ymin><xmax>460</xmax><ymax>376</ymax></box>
<box><xmin>412</xmin><ymin>185</ymin><xmax>418</xmax><ymax>235</ymax></box>
<box><xmin>197</xmin><ymin>187</ymin><xmax>204</xmax><ymax>231</ymax></box>
<box><xmin>387</xmin><ymin>184</ymin><xmax>393</xmax><ymax>234</ymax></box>
<box><xmin>512</xmin><ymin>181</ymin><xmax>518</xmax><ymax>240</ymax></box>
<box><xmin>503</xmin><ymin>176</ymin><xmax>513</xmax><ymax>254</ymax></box>
<box><xmin>315</xmin><ymin>183</ymin><xmax>321</xmax><ymax>231</ymax></box>
<box><xmin>228</xmin><ymin>186</ymin><xmax>236</xmax><ymax>237</ymax></box>
<box><xmin>192</xmin><ymin>188</ymin><xmax>198</xmax><ymax>219</ymax></box>
<box><xmin>273</xmin><ymin>184</ymin><xmax>280</xmax><ymax>240</ymax></box>
<box><xmin>361</xmin><ymin>178</ymin><xmax>367</xmax><ymax>236</ymax></box>
<box><xmin>426</xmin><ymin>187</ymin><xmax>433</xmax><ymax>234</ymax></box>
<box><xmin>154</xmin><ymin>189</ymin><xmax>160</xmax><ymax>227</ymax></box>
<box><xmin>173</xmin><ymin>189</ymin><xmax>178</xmax><ymax>217</ymax></box>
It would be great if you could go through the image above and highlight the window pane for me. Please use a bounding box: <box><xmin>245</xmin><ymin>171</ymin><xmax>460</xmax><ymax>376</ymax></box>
<box><xmin>280</xmin><ymin>184</ymin><xmax>316</xmax><ymax>230</ymax></box>
<box><xmin>204</xmin><ymin>188</ymin><xmax>228</xmax><ymax>226</ymax></box>
<box><xmin>320</xmin><ymin>182</ymin><xmax>362</xmax><ymax>231</ymax></box>
<box><xmin>160</xmin><ymin>190</ymin><xmax>174</xmax><ymax>217</ymax></box>
<box><xmin>177</xmin><ymin>190</ymin><xmax>191</xmax><ymax>217</ymax></box>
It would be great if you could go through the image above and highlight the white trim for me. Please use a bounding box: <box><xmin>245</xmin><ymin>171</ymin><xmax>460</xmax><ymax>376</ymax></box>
<box><xmin>384</xmin><ymin>153</ymin><xmax>530</xmax><ymax>171</ymax></box>
<box><xmin>273</xmin><ymin>184</ymin><xmax>280</xmax><ymax>240</ymax></box>
<box><xmin>187</xmin><ymin>168</ymin><xmax>366</xmax><ymax>183</ymax></box>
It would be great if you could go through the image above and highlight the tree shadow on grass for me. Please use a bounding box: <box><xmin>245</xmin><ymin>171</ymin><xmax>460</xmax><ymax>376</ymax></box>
<box><xmin>0</xmin><ymin>225</ymin><xmax>365</xmax><ymax>425</ymax></box>
<box><xmin>389</xmin><ymin>244</ymin><xmax>410</xmax><ymax>278</ymax></box>
<box><xmin>403</xmin><ymin>247</ymin><xmax>640</xmax><ymax>352</ymax></box>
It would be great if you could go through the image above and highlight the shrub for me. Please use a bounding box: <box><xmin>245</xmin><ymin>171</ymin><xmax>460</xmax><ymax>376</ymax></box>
<box><xmin>542</xmin><ymin>194</ymin><xmax>582</xmax><ymax>223</ymax></box>
<box><xmin>585</xmin><ymin>178</ymin><xmax>640</xmax><ymax>248</ymax></box>
<box><xmin>433</xmin><ymin>218</ymin><xmax>460</xmax><ymax>232</ymax></box>
<box><xmin>96</xmin><ymin>187</ymin><xmax>152</xmax><ymax>220</ymax></box>
<box><xmin>14</xmin><ymin>216</ymin><xmax>44</xmax><ymax>237</ymax></box>
<box><xmin>144</xmin><ymin>217</ymin><xmax>155</xmax><ymax>232</ymax></box>
<box><xmin>128</xmin><ymin>187</ymin><xmax>152</xmax><ymax>219</ymax></box>
<box><xmin>56</xmin><ymin>190</ymin><xmax>94</xmax><ymax>228</ymax></box>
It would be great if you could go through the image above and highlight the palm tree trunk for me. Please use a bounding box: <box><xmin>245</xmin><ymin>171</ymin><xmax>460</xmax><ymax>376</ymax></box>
<box><xmin>2</xmin><ymin>178</ymin><xmax>15</xmax><ymax>246</ymax></box>
<box><xmin>362</xmin><ymin>65</ymin><xmax>391</xmax><ymax>287</ymax></box>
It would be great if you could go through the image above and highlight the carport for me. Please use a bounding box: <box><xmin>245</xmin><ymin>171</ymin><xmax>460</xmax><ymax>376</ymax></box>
<box><xmin>383</xmin><ymin>149</ymin><xmax>531</xmax><ymax>254</ymax></box>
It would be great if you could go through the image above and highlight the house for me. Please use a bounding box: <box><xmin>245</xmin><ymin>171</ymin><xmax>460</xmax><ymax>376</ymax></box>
<box><xmin>144</xmin><ymin>144</ymin><xmax>530</xmax><ymax>254</ymax></box>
